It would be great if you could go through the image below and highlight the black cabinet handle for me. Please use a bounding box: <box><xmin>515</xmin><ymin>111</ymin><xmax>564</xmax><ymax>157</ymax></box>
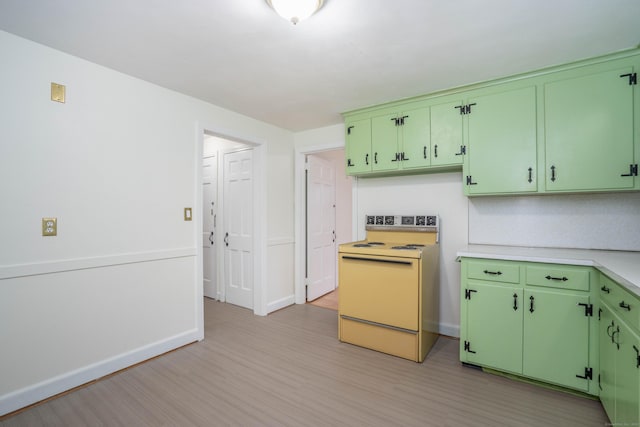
<box><xmin>513</xmin><ymin>293</ymin><xmax>518</xmax><ymax>311</ymax></box>
<box><xmin>601</xmin><ymin>285</ymin><xmax>611</xmax><ymax>294</ymax></box>
<box><xmin>528</xmin><ymin>167</ymin><xmax>533</xmax><ymax>183</ymax></box>
<box><xmin>619</xmin><ymin>301</ymin><xmax>631</xmax><ymax>311</ymax></box>
<box><xmin>374</xmin><ymin>152</ymin><xmax>378</xmax><ymax>164</ymax></box>
<box><xmin>634</xmin><ymin>345</ymin><xmax>640</xmax><ymax>368</ymax></box>
<box><xmin>365</xmin><ymin>153</ymin><xmax>369</xmax><ymax>165</ymax></box>
<box><xmin>550</xmin><ymin>165</ymin><xmax>557</xmax><ymax>182</ymax></box>
<box><xmin>546</xmin><ymin>275</ymin><xmax>568</xmax><ymax>282</ymax></box>
<box><xmin>424</xmin><ymin>146</ymin><xmax>428</xmax><ymax>159</ymax></box>
<box><xmin>483</xmin><ymin>270</ymin><xmax>502</xmax><ymax>276</ymax></box>
<box><xmin>529</xmin><ymin>295</ymin><xmax>535</xmax><ymax>313</ymax></box>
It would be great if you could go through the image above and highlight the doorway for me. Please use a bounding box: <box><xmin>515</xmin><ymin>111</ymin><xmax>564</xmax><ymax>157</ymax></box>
<box><xmin>200</xmin><ymin>130</ymin><xmax>266</xmax><ymax>315</ymax></box>
<box><xmin>294</xmin><ymin>146</ymin><xmax>353</xmax><ymax>306</ymax></box>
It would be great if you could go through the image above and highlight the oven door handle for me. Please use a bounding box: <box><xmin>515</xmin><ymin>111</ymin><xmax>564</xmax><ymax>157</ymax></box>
<box><xmin>341</xmin><ymin>256</ymin><xmax>413</xmax><ymax>265</ymax></box>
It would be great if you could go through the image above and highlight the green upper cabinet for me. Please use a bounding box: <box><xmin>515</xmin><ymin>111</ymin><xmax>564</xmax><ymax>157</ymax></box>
<box><xmin>544</xmin><ymin>66</ymin><xmax>637</xmax><ymax>192</ymax></box>
<box><xmin>344</xmin><ymin>118</ymin><xmax>372</xmax><ymax>175</ymax></box>
<box><xmin>430</xmin><ymin>100</ymin><xmax>464</xmax><ymax>167</ymax></box>
<box><xmin>370</xmin><ymin>105</ymin><xmax>430</xmax><ymax>172</ymax></box>
<box><xmin>464</xmin><ymin>86</ymin><xmax>538</xmax><ymax>195</ymax></box>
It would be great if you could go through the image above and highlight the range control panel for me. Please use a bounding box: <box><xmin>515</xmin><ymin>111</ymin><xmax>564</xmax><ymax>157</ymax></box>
<box><xmin>365</xmin><ymin>215</ymin><xmax>438</xmax><ymax>228</ymax></box>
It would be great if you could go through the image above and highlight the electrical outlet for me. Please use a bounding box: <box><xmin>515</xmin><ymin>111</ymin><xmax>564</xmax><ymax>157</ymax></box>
<box><xmin>42</xmin><ymin>218</ymin><xmax>57</xmax><ymax>236</ymax></box>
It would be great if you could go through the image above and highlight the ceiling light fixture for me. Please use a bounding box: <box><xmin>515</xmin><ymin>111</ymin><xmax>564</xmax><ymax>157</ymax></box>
<box><xmin>266</xmin><ymin>0</ymin><xmax>324</xmax><ymax>25</ymax></box>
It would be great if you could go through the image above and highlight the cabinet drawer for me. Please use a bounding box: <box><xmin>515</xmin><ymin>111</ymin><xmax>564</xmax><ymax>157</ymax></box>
<box><xmin>601</xmin><ymin>274</ymin><xmax>640</xmax><ymax>330</ymax></box>
<box><xmin>525</xmin><ymin>264</ymin><xmax>590</xmax><ymax>291</ymax></box>
<box><xmin>466</xmin><ymin>259</ymin><xmax>520</xmax><ymax>284</ymax></box>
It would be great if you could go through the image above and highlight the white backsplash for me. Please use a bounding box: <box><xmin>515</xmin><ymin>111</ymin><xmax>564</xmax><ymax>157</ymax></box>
<box><xmin>469</xmin><ymin>192</ymin><xmax>640</xmax><ymax>251</ymax></box>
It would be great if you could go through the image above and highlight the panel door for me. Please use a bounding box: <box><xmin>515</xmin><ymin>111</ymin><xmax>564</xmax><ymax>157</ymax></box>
<box><xmin>430</xmin><ymin>100</ymin><xmax>464</xmax><ymax>167</ymax></box>
<box><xmin>545</xmin><ymin>67</ymin><xmax>635</xmax><ymax>192</ymax></box>
<box><xmin>466</xmin><ymin>86</ymin><xmax>537</xmax><ymax>195</ymax></box>
<box><xmin>399</xmin><ymin>106</ymin><xmax>430</xmax><ymax>170</ymax></box>
<box><xmin>371</xmin><ymin>112</ymin><xmax>400</xmax><ymax>172</ymax></box>
<box><xmin>615</xmin><ymin>318</ymin><xmax>640</xmax><ymax>426</ymax></box>
<box><xmin>600</xmin><ymin>304</ymin><xmax>617</xmax><ymax>421</ymax></box>
<box><xmin>306</xmin><ymin>155</ymin><xmax>336</xmax><ymax>301</ymax></box>
<box><xmin>223</xmin><ymin>149</ymin><xmax>253</xmax><ymax>309</ymax></box>
<box><xmin>202</xmin><ymin>154</ymin><xmax>218</xmax><ymax>299</ymax></box>
<box><xmin>523</xmin><ymin>288</ymin><xmax>590</xmax><ymax>391</ymax></box>
<box><xmin>464</xmin><ymin>282</ymin><xmax>523</xmax><ymax>374</ymax></box>
<box><xmin>345</xmin><ymin>118</ymin><xmax>372</xmax><ymax>175</ymax></box>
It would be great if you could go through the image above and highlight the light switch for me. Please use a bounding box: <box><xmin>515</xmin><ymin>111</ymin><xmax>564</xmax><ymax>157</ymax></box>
<box><xmin>184</xmin><ymin>208</ymin><xmax>192</xmax><ymax>221</ymax></box>
<box><xmin>51</xmin><ymin>83</ymin><xmax>65</xmax><ymax>103</ymax></box>
<box><xmin>42</xmin><ymin>217</ymin><xmax>57</xmax><ymax>236</ymax></box>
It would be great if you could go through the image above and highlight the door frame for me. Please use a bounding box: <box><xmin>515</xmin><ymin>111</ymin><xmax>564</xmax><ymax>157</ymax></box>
<box><xmin>196</xmin><ymin>123</ymin><xmax>267</xmax><ymax>316</ymax></box>
<box><xmin>294</xmin><ymin>141</ymin><xmax>357</xmax><ymax>305</ymax></box>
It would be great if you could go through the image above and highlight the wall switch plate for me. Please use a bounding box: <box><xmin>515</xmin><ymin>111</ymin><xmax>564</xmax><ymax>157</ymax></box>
<box><xmin>184</xmin><ymin>208</ymin><xmax>192</xmax><ymax>221</ymax></box>
<box><xmin>42</xmin><ymin>217</ymin><xmax>57</xmax><ymax>236</ymax></box>
<box><xmin>51</xmin><ymin>82</ymin><xmax>65</xmax><ymax>103</ymax></box>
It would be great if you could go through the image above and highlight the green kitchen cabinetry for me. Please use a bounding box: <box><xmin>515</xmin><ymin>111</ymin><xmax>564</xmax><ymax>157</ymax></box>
<box><xmin>544</xmin><ymin>65</ymin><xmax>637</xmax><ymax>193</ymax></box>
<box><xmin>460</xmin><ymin>258</ymin><xmax>598</xmax><ymax>395</ymax></box>
<box><xmin>370</xmin><ymin>104</ymin><xmax>430</xmax><ymax>172</ymax></box>
<box><xmin>429</xmin><ymin>100</ymin><xmax>465</xmax><ymax>167</ymax></box>
<box><xmin>463</xmin><ymin>85</ymin><xmax>538</xmax><ymax>195</ymax></box>
<box><xmin>344</xmin><ymin>118</ymin><xmax>371</xmax><ymax>175</ymax></box>
<box><xmin>599</xmin><ymin>274</ymin><xmax>640</xmax><ymax>426</ymax></box>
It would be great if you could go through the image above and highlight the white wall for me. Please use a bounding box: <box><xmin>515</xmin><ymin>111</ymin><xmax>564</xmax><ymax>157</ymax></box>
<box><xmin>354</xmin><ymin>173</ymin><xmax>468</xmax><ymax>338</ymax></box>
<box><xmin>469</xmin><ymin>193</ymin><xmax>640</xmax><ymax>251</ymax></box>
<box><xmin>0</xmin><ymin>30</ymin><xmax>294</xmax><ymax>415</ymax></box>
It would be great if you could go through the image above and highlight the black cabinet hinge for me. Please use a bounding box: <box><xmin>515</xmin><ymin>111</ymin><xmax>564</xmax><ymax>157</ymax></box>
<box><xmin>620</xmin><ymin>72</ymin><xmax>638</xmax><ymax>85</ymax></box>
<box><xmin>578</xmin><ymin>303</ymin><xmax>593</xmax><ymax>317</ymax></box>
<box><xmin>464</xmin><ymin>340</ymin><xmax>476</xmax><ymax>354</ymax></box>
<box><xmin>621</xmin><ymin>164</ymin><xmax>638</xmax><ymax>177</ymax></box>
<box><xmin>576</xmin><ymin>367</ymin><xmax>593</xmax><ymax>381</ymax></box>
<box><xmin>466</xmin><ymin>175</ymin><xmax>478</xmax><ymax>186</ymax></box>
<box><xmin>454</xmin><ymin>104</ymin><xmax>477</xmax><ymax>115</ymax></box>
<box><xmin>464</xmin><ymin>289</ymin><xmax>477</xmax><ymax>300</ymax></box>
<box><xmin>347</xmin><ymin>126</ymin><xmax>354</xmax><ymax>135</ymax></box>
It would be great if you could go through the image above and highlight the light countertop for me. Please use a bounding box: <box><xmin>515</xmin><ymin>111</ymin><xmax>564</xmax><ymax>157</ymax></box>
<box><xmin>457</xmin><ymin>244</ymin><xmax>640</xmax><ymax>298</ymax></box>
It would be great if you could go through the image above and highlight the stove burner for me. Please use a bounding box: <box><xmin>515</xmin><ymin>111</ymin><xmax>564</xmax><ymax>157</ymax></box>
<box><xmin>353</xmin><ymin>243</ymin><xmax>373</xmax><ymax>247</ymax></box>
<box><xmin>367</xmin><ymin>242</ymin><xmax>385</xmax><ymax>245</ymax></box>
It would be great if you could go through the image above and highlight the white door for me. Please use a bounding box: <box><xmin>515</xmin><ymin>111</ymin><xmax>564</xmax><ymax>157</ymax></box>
<box><xmin>306</xmin><ymin>155</ymin><xmax>337</xmax><ymax>301</ymax></box>
<box><xmin>202</xmin><ymin>154</ymin><xmax>217</xmax><ymax>299</ymax></box>
<box><xmin>223</xmin><ymin>149</ymin><xmax>254</xmax><ymax>309</ymax></box>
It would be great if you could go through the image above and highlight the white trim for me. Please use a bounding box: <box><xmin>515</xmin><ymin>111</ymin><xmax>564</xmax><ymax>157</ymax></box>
<box><xmin>0</xmin><ymin>329</ymin><xmax>200</xmax><ymax>416</ymax></box>
<box><xmin>0</xmin><ymin>248</ymin><xmax>196</xmax><ymax>280</ymax></box>
<box><xmin>438</xmin><ymin>322</ymin><xmax>460</xmax><ymax>339</ymax></box>
<box><xmin>294</xmin><ymin>140</ymin><xmax>345</xmax><ymax>305</ymax></box>
<box><xmin>267</xmin><ymin>295</ymin><xmax>295</xmax><ymax>313</ymax></box>
<box><xmin>197</xmin><ymin>123</ymin><xmax>268</xmax><ymax>316</ymax></box>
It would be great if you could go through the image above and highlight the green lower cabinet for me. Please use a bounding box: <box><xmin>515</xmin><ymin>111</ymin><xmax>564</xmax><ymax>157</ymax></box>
<box><xmin>601</xmin><ymin>301</ymin><xmax>640</xmax><ymax>426</ymax></box>
<box><xmin>522</xmin><ymin>288</ymin><xmax>591</xmax><ymax>391</ymax></box>
<box><xmin>462</xmin><ymin>283</ymin><xmax>523</xmax><ymax>373</ymax></box>
<box><xmin>599</xmin><ymin>304</ymin><xmax>616</xmax><ymax>421</ymax></box>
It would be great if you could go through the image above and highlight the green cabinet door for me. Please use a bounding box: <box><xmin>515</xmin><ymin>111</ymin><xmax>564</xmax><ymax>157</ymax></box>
<box><xmin>523</xmin><ymin>288</ymin><xmax>590</xmax><ymax>391</ymax></box>
<box><xmin>600</xmin><ymin>304</ymin><xmax>616</xmax><ymax>421</ymax></box>
<box><xmin>614</xmin><ymin>317</ymin><xmax>640</xmax><ymax>426</ymax></box>
<box><xmin>463</xmin><ymin>283</ymin><xmax>523</xmax><ymax>374</ymax></box>
<box><xmin>400</xmin><ymin>106</ymin><xmax>430</xmax><ymax>170</ymax></box>
<box><xmin>371</xmin><ymin>112</ymin><xmax>400</xmax><ymax>172</ymax></box>
<box><xmin>430</xmin><ymin>100</ymin><xmax>464</xmax><ymax>167</ymax></box>
<box><xmin>345</xmin><ymin>118</ymin><xmax>372</xmax><ymax>175</ymax></box>
<box><xmin>545</xmin><ymin>67</ymin><xmax>635</xmax><ymax>192</ymax></box>
<box><xmin>465</xmin><ymin>86</ymin><xmax>537</xmax><ymax>195</ymax></box>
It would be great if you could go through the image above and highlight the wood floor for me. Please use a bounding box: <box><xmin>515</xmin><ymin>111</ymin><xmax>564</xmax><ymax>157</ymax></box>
<box><xmin>2</xmin><ymin>299</ymin><xmax>609</xmax><ymax>426</ymax></box>
<box><xmin>308</xmin><ymin>288</ymin><xmax>338</xmax><ymax>311</ymax></box>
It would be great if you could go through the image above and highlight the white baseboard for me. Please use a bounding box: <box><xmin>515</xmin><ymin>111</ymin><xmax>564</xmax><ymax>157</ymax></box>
<box><xmin>439</xmin><ymin>322</ymin><xmax>460</xmax><ymax>338</ymax></box>
<box><xmin>267</xmin><ymin>295</ymin><xmax>295</xmax><ymax>314</ymax></box>
<box><xmin>0</xmin><ymin>329</ymin><xmax>201</xmax><ymax>416</ymax></box>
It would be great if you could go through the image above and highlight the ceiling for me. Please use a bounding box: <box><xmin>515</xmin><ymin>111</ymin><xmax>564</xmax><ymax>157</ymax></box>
<box><xmin>1</xmin><ymin>0</ymin><xmax>639</xmax><ymax>132</ymax></box>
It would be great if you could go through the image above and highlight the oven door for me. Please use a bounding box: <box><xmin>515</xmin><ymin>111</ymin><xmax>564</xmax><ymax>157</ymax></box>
<box><xmin>339</xmin><ymin>253</ymin><xmax>419</xmax><ymax>331</ymax></box>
